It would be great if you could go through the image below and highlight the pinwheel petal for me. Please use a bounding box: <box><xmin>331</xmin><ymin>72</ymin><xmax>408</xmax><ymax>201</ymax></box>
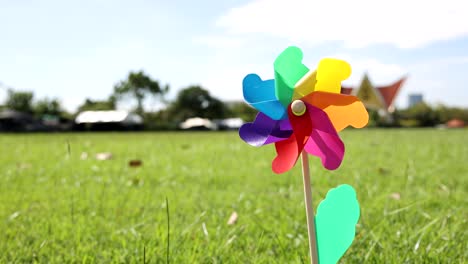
<box><xmin>272</xmin><ymin>134</ymin><xmax>301</xmax><ymax>174</ymax></box>
<box><xmin>239</xmin><ymin>112</ymin><xmax>293</xmax><ymax>147</ymax></box>
<box><xmin>272</xmin><ymin>100</ymin><xmax>314</xmax><ymax>174</ymax></box>
<box><xmin>303</xmin><ymin>104</ymin><xmax>345</xmax><ymax>170</ymax></box>
<box><xmin>315</xmin><ymin>58</ymin><xmax>351</xmax><ymax>94</ymax></box>
<box><xmin>303</xmin><ymin>91</ymin><xmax>369</xmax><ymax>132</ymax></box>
<box><xmin>293</xmin><ymin>70</ymin><xmax>317</xmax><ymax>100</ymax></box>
<box><xmin>243</xmin><ymin>74</ymin><xmax>287</xmax><ymax>120</ymax></box>
<box><xmin>274</xmin><ymin>46</ymin><xmax>309</xmax><ymax>107</ymax></box>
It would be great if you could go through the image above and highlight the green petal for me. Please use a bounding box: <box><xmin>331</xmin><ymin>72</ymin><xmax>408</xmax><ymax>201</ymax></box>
<box><xmin>273</xmin><ymin>46</ymin><xmax>309</xmax><ymax>107</ymax></box>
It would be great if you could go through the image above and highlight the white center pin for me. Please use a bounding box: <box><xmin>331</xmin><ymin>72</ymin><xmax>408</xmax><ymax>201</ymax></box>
<box><xmin>291</xmin><ymin>100</ymin><xmax>306</xmax><ymax>116</ymax></box>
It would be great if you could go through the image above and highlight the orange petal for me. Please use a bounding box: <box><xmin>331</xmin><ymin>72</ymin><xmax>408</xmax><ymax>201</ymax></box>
<box><xmin>303</xmin><ymin>91</ymin><xmax>369</xmax><ymax>132</ymax></box>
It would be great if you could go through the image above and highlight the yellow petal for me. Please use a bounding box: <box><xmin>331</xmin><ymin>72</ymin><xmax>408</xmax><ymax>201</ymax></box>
<box><xmin>315</xmin><ymin>59</ymin><xmax>351</xmax><ymax>94</ymax></box>
<box><xmin>293</xmin><ymin>70</ymin><xmax>317</xmax><ymax>100</ymax></box>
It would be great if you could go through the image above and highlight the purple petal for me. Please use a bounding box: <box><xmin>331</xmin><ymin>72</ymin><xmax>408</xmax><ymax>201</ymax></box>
<box><xmin>239</xmin><ymin>112</ymin><xmax>293</xmax><ymax>147</ymax></box>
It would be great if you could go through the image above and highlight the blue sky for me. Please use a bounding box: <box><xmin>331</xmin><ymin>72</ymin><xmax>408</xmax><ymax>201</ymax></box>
<box><xmin>1</xmin><ymin>0</ymin><xmax>467</xmax><ymax>112</ymax></box>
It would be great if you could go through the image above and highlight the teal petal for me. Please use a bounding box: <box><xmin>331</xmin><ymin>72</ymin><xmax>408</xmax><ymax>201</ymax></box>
<box><xmin>243</xmin><ymin>74</ymin><xmax>288</xmax><ymax>120</ymax></box>
<box><xmin>274</xmin><ymin>46</ymin><xmax>309</xmax><ymax>107</ymax></box>
<box><xmin>315</xmin><ymin>184</ymin><xmax>360</xmax><ymax>264</ymax></box>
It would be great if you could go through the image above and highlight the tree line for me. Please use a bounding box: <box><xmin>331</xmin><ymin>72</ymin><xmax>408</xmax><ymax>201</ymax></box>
<box><xmin>1</xmin><ymin>70</ymin><xmax>467</xmax><ymax>129</ymax></box>
<box><xmin>0</xmin><ymin>70</ymin><xmax>257</xmax><ymax>129</ymax></box>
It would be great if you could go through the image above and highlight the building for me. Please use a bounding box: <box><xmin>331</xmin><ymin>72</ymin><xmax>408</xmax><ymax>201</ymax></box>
<box><xmin>341</xmin><ymin>74</ymin><xmax>407</xmax><ymax>115</ymax></box>
<box><xmin>179</xmin><ymin>117</ymin><xmax>216</xmax><ymax>130</ymax></box>
<box><xmin>214</xmin><ymin>117</ymin><xmax>244</xmax><ymax>130</ymax></box>
<box><xmin>408</xmin><ymin>93</ymin><xmax>423</xmax><ymax>108</ymax></box>
<box><xmin>0</xmin><ymin>110</ymin><xmax>45</xmax><ymax>132</ymax></box>
<box><xmin>446</xmin><ymin>119</ymin><xmax>465</xmax><ymax>128</ymax></box>
<box><xmin>74</xmin><ymin>110</ymin><xmax>143</xmax><ymax>130</ymax></box>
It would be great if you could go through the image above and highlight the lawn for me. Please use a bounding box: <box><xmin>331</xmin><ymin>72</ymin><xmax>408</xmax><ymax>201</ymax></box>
<box><xmin>0</xmin><ymin>129</ymin><xmax>466</xmax><ymax>263</ymax></box>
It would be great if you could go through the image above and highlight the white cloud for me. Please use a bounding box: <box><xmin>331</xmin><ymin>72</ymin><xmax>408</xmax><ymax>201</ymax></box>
<box><xmin>409</xmin><ymin>56</ymin><xmax>468</xmax><ymax>72</ymax></box>
<box><xmin>193</xmin><ymin>35</ymin><xmax>245</xmax><ymax>49</ymax></box>
<box><xmin>215</xmin><ymin>0</ymin><xmax>468</xmax><ymax>49</ymax></box>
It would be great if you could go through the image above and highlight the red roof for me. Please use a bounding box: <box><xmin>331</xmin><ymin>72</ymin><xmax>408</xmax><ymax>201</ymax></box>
<box><xmin>446</xmin><ymin>119</ymin><xmax>465</xmax><ymax>128</ymax></box>
<box><xmin>341</xmin><ymin>87</ymin><xmax>353</xmax><ymax>95</ymax></box>
<box><xmin>378</xmin><ymin>77</ymin><xmax>406</xmax><ymax>108</ymax></box>
<box><xmin>341</xmin><ymin>76</ymin><xmax>406</xmax><ymax>109</ymax></box>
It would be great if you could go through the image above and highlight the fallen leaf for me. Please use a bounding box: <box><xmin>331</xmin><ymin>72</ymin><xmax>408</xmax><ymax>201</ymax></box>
<box><xmin>202</xmin><ymin>222</ymin><xmax>209</xmax><ymax>237</ymax></box>
<box><xmin>227</xmin><ymin>211</ymin><xmax>238</xmax><ymax>225</ymax></box>
<box><xmin>226</xmin><ymin>235</ymin><xmax>237</xmax><ymax>245</ymax></box>
<box><xmin>96</xmin><ymin>152</ymin><xmax>113</xmax><ymax>160</ymax></box>
<box><xmin>389</xmin><ymin>193</ymin><xmax>401</xmax><ymax>200</ymax></box>
<box><xmin>9</xmin><ymin>211</ymin><xmax>21</xmax><ymax>221</ymax></box>
<box><xmin>378</xmin><ymin>167</ymin><xmax>390</xmax><ymax>175</ymax></box>
<box><xmin>129</xmin><ymin>159</ymin><xmax>142</xmax><ymax>167</ymax></box>
<box><xmin>16</xmin><ymin>163</ymin><xmax>31</xmax><ymax>170</ymax></box>
<box><xmin>80</xmin><ymin>152</ymin><xmax>88</xmax><ymax>160</ymax></box>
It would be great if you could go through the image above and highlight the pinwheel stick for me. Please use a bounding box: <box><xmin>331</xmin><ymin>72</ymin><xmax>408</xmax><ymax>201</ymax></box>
<box><xmin>301</xmin><ymin>150</ymin><xmax>319</xmax><ymax>264</ymax></box>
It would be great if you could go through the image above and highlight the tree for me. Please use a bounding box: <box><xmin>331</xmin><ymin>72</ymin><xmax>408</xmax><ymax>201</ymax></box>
<box><xmin>396</xmin><ymin>102</ymin><xmax>440</xmax><ymax>127</ymax></box>
<box><xmin>168</xmin><ymin>86</ymin><xmax>229</xmax><ymax>121</ymax></box>
<box><xmin>34</xmin><ymin>98</ymin><xmax>63</xmax><ymax>117</ymax></box>
<box><xmin>113</xmin><ymin>70</ymin><xmax>168</xmax><ymax>115</ymax></box>
<box><xmin>433</xmin><ymin>104</ymin><xmax>468</xmax><ymax>123</ymax></box>
<box><xmin>227</xmin><ymin>102</ymin><xmax>257</xmax><ymax>121</ymax></box>
<box><xmin>77</xmin><ymin>97</ymin><xmax>116</xmax><ymax>113</ymax></box>
<box><xmin>6</xmin><ymin>89</ymin><xmax>34</xmax><ymax>113</ymax></box>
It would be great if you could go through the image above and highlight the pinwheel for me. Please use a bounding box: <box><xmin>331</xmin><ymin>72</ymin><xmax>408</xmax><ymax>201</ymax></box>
<box><xmin>240</xmin><ymin>46</ymin><xmax>369</xmax><ymax>174</ymax></box>
<box><xmin>238</xmin><ymin>46</ymin><xmax>369</xmax><ymax>264</ymax></box>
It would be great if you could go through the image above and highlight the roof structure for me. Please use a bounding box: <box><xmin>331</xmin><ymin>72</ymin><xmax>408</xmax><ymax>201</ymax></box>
<box><xmin>179</xmin><ymin>117</ymin><xmax>216</xmax><ymax>130</ymax></box>
<box><xmin>341</xmin><ymin>74</ymin><xmax>407</xmax><ymax>112</ymax></box>
<box><xmin>75</xmin><ymin>110</ymin><xmax>143</xmax><ymax>125</ymax></box>
<box><xmin>0</xmin><ymin>109</ymin><xmax>34</xmax><ymax>120</ymax></box>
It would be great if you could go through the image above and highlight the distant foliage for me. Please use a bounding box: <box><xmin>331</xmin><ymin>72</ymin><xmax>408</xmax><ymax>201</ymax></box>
<box><xmin>226</xmin><ymin>102</ymin><xmax>258</xmax><ymax>121</ymax></box>
<box><xmin>34</xmin><ymin>98</ymin><xmax>63</xmax><ymax>117</ymax></box>
<box><xmin>167</xmin><ymin>86</ymin><xmax>229</xmax><ymax>121</ymax></box>
<box><xmin>6</xmin><ymin>90</ymin><xmax>34</xmax><ymax>113</ymax></box>
<box><xmin>395</xmin><ymin>102</ymin><xmax>468</xmax><ymax>127</ymax></box>
<box><xmin>3</xmin><ymin>75</ymin><xmax>467</xmax><ymax>130</ymax></box>
<box><xmin>77</xmin><ymin>97</ymin><xmax>116</xmax><ymax>112</ymax></box>
<box><xmin>113</xmin><ymin>70</ymin><xmax>169</xmax><ymax>115</ymax></box>
<box><xmin>433</xmin><ymin>104</ymin><xmax>468</xmax><ymax>123</ymax></box>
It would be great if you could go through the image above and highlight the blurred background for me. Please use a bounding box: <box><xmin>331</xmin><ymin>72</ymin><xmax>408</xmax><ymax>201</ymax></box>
<box><xmin>0</xmin><ymin>0</ymin><xmax>467</xmax><ymax>132</ymax></box>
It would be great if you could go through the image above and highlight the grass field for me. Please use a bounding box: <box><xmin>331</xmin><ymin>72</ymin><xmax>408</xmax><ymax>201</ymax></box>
<box><xmin>0</xmin><ymin>129</ymin><xmax>466</xmax><ymax>263</ymax></box>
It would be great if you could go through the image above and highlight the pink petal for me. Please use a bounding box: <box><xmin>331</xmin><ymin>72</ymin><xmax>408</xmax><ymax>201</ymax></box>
<box><xmin>304</xmin><ymin>105</ymin><xmax>345</xmax><ymax>170</ymax></box>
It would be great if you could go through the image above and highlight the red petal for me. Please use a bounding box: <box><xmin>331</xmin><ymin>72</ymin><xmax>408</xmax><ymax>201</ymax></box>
<box><xmin>271</xmin><ymin>102</ymin><xmax>313</xmax><ymax>174</ymax></box>
<box><xmin>272</xmin><ymin>134</ymin><xmax>301</xmax><ymax>174</ymax></box>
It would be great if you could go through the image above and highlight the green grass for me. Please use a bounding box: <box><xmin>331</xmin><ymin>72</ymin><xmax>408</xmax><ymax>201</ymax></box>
<box><xmin>0</xmin><ymin>129</ymin><xmax>466</xmax><ymax>263</ymax></box>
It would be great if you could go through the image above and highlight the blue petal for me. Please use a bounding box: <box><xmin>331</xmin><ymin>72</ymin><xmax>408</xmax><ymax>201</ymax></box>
<box><xmin>243</xmin><ymin>74</ymin><xmax>288</xmax><ymax>120</ymax></box>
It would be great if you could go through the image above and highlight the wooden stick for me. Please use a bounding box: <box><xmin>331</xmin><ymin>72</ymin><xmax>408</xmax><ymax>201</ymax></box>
<box><xmin>301</xmin><ymin>150</ymin><xmax>319</xmax><ymax>264</ymax></box>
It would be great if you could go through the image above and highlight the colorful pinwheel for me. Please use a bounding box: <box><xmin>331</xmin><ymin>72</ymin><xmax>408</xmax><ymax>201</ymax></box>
<box><xmin>239</xmin><ymin>46</ymin><xmax>369</xmax><ymax>174</ymax></box>
<box><xmin>238</xmin><ymin>46</ymin><xmax>370</xmax><ymax>264</ymax></box>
